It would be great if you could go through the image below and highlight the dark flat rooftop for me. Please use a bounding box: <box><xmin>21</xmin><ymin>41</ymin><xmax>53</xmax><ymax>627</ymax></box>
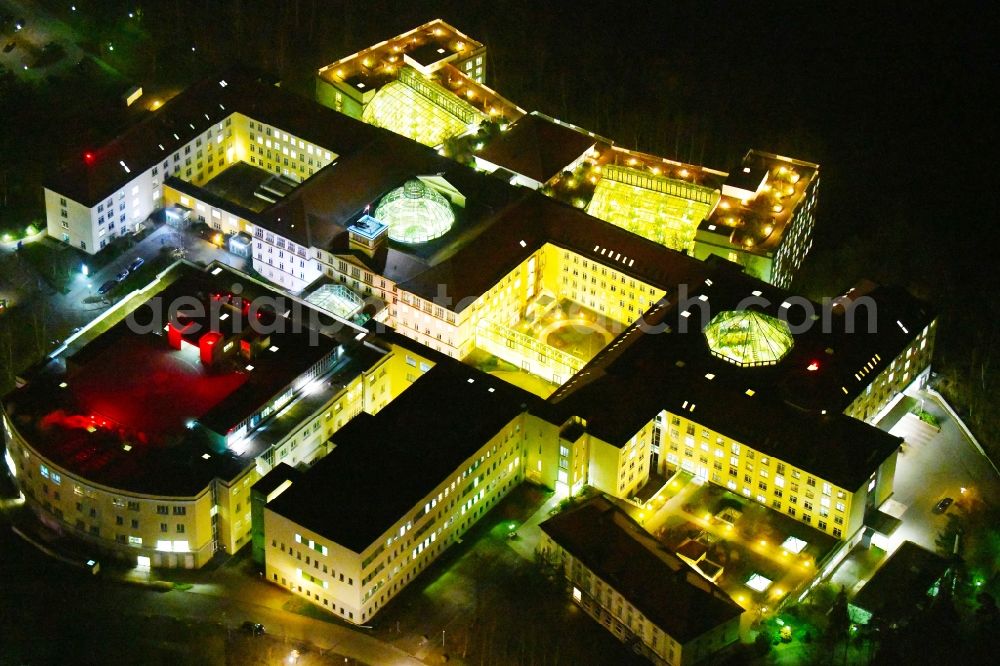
<box><xmin>475</xmin><ymin>112</ymin><xmax>599</xmax><ymax>184</ymax></box>
<box><xmin>407</xmin><ymin>42</ymin><xmax>459</xmax><ymax>68</ymax></box>
<box><xmin>46</xmin><ymin>67</ymin><xmax>386</xmax><ymax>208</ymax></box>
<box><xmin>541</xmin><ymin>497</ymin><xmax>743</xmax><ymax>643</ymax></box>
<box><xmin>852</xmin><ymin>541</ymin><xmax>949</xmax><ymax>621</ymax></box>
<box><xmin>252</xmin><ymin>462</ymin><xmax>302</xmax><ymax>500</ymax></box>
<box><xmin>266</xmin><ymin>360</ymin><xmax>538</xmax><ymax>553</ymax></box>
<box><xmin>200</xmin><ymin>161</ymin><xmax>293</xmax><ymax>213</ymax></box>
<box><xmin>545</xmin><ymin>261</ymin><xmax>930</xmax><ymax>490</ymax></box>
<box><xmin>1</xmin><ymin>262</ymin><xmax>361</xmax><ymax>496</ymax></box>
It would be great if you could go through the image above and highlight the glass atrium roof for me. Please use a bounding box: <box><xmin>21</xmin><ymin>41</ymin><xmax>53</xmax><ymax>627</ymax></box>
<box><xmin>306</xmin><ymin>284</ymin><xmax>364</xmax><ymax>320</ymax></box>
<box><xmin>586</xmin><ymin>175</ymin><xmax>715</xmax><ymax>254</ymax></box>
<box><xmin>703</xmin><ymin>310</ymin><xmax>794</xmax><ymax>367</ymax></box>
<box><xmin>374</xmin><ymin>179</ymin><xmax>456</xmax><ymax>244</ymax></box>
<box><xmin>361</xmin><ymin>79</ymin><xmax>472</xmax><ymax>148</ymax></box>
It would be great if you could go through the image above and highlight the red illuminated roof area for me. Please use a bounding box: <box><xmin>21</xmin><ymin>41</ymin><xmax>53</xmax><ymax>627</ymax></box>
<box><xmin>69</xmin><ymin>332</ymin><xmax>247</xmax><ymax>440</ymax></box>
<box><xmin>1</xmin><ymin>263</ymin><xmax>345</xmax><ymax>497</ymax></box>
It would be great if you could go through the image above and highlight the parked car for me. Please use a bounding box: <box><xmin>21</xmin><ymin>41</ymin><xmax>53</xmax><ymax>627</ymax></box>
<box><xmin>128</xmin><ymin>257</ymin><xmax>145</xmax><ymax>272</ymax></box>
<box><xmin>115</xmin><ymin>269</ymin><xmax>129</xmax><ymax>282</ymax></box>
<box><xmin>3</xmin><ymin>42</ymin><xmax>15</xmax><ymax>54</ymax></box>
<box><xmin>97</xmin><ymin>280</ymin><xmax>117</xmax><ymax>295</ymax></box>
<box><xmin>933</xmin><ymin>497</ymin><xmax>953</xmax><ymax>514</ymax></box>
<box><xmin>240</xmin><ymin>622</ymin><xmax>265</xmax><ymax>636</ymax></box>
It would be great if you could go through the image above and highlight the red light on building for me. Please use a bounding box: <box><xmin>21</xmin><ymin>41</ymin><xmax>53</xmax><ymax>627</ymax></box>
<box><xmin>168</xmin><ymin>320</ymin><xmax>198</xmax><ymax>349</ymax></box>
<box><xmin>200</xmin><ymin>331</ymin><xmax>223</xmax><ymax>365</ymax></box>
<box><xmin>84</xmin><ymin>151</ymin><xmax>95</xmax><ymax>165</ymax></box>
<box><xmin>807</xmin><ymin>361</ymin><xmax>820</xmax><ymax>372</ymax></box>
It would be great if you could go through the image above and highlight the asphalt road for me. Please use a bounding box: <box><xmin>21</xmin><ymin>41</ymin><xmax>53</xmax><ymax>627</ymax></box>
<box><xmin>0</xmin><ymin>0</ymin><xmax>95</xmax><ymax>81</ymax></box>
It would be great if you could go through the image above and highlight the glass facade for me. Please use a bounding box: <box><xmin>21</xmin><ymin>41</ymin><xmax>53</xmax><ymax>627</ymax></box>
<box><xmin>361</xmin><ymin>78</ymin><xmax>476</xmax><ymax>148</ymax></box>
<box><xmin>586</xmin><ymin>167</ymin><xmax>717</xmax><ymax>253</ymax></box>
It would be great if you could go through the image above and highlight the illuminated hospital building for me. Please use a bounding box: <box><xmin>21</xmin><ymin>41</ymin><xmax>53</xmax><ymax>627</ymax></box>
<box><xmin>19</xmin><ymin>20</ymin><xmax>938</xmax><ymax>655</ymax></box>
<box><xmin>2</xmin><ymin>261</ymin><xmax>441</xmax><ymax>568</ymax></box>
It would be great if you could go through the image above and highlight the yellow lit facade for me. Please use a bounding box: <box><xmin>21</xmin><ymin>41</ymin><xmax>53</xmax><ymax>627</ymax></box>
<box><xmin>844</xmin><ymin>321</ymin><xmax>936</xmax><ymax>423</ymax></box>
<box><xmin>1</xmin><ymin>251</ymin><xmax>441</xmax><ymax>570</ymax></box>
<box><xmin>264</xmin><ymin>408</ymin><xmax>526</xmax><ymax>624</ymax></box>
<box><xmin>657</xmin><ymin>410</ymin><xmax>895</xmax><ymax>540</ymax></box>
<box><xmin>4</xmin><ymin>338</ymin><xmax>435</xmax><ymax>568</ymax></box>
<box><xmin>316</xmin><ymin>19</ymin><xmax>487</xmax><ymax>120</ymax></box>
<box><xmin>585</xmin><ymin>166</ymin><xmax>719</xmax><ymax>254</ymax></box>
<box><xmin>4</xmin><ymin>416</ymin><xmax>216</xmax><ymax>568</ymax></box>
<box><xmin>695</xmin><ymin>152</ymin><xmax>820</xmax><ymax>288</ymax></box>
<box><xmin>539</xmin><ymin>511</ymin><xmax>742</xmax><ymax>666</ymax></box>
<box><xmin>321</xmin><ymin>242</ymin><xmax>663</xmax><ymax>385</ymax></box>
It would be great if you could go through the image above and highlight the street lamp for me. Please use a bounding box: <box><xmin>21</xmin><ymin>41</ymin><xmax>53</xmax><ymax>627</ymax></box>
<box><xmin>81</xmin><ymin>264</ymin><xmax>89</xmax><ymax>277</ymax></box>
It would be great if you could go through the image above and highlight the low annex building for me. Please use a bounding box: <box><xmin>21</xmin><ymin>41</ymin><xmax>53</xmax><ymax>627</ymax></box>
<box><xmin>539</xmin><ymin>497</ymin><xmax>744</xmax><ymax>666</ymax></box>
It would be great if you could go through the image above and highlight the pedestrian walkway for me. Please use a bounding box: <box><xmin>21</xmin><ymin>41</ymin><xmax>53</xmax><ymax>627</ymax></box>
<box><xmin>506</xmin><ymin>490</ymin><xmax>559</xmax><ymax>560</ymax></box>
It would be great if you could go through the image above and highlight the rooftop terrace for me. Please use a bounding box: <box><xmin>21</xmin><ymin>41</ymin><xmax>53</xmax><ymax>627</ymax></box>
<box><xmin>700</xmin><ymin>151</ymin><xmax>820</xmax><ymax>254</ymax></box>
<box><xmin>318</xmin><ymin>19</ymin><xmax>485</xmax><ymax>92</ymax></box>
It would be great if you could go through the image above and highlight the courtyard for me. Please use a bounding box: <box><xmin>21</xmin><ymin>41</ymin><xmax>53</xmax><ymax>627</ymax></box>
<box><xmin>365</xmin><ymin>483</ymin><xmax>647</xmax><ymax>666</ymax></box>
<box><xmin>513</xmin><ymin>296</ymin><xmax>624</xmax><ymax>362</ymax></box>
<box><xmin>638</xmin><ymin>473</ymin><xmax>837</xmax><ymax>614</ymax></box>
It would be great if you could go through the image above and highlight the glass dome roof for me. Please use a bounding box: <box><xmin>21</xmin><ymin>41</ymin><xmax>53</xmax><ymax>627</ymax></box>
<box><xmin>374</xmin><ymin>179</ymin><xmax>456</xmax><ymax>244</ymax></box>
<box><xmin>703</xmin><ymin>310</ymin><xmax>794</xmax><ymax>367</ymax></box>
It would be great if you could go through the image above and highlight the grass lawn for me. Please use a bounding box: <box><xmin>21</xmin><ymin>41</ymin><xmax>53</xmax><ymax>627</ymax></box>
<box><xmin>18</xmin><ymin>239</ymin><xmax>79</xmax><ymax>293</ymax></box>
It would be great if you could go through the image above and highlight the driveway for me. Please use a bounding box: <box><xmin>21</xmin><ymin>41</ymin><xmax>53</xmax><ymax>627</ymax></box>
<box><xmin>884</xmin><ymin>388</ymin><xmax>1000</xmax><ymax>554</ymax></box>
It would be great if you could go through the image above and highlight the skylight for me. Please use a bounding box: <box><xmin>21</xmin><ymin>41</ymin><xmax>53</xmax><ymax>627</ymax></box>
<box><xmin>704</xmin><ymin>311</ymin><xmax>794</xmax><ymax>367</ymax></box>
<box><xmin>373</xmin><ymin>179</ymin><xmax>455</xmax><ymax>244</ymax></box>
